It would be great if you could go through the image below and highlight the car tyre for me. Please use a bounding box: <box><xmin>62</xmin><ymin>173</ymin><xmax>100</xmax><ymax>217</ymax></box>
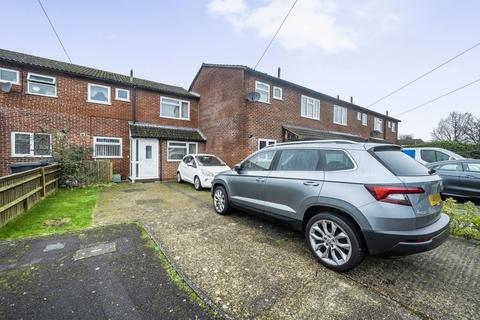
<box><xmin>176</xmin><ymin>172</ymin><xmax>183</xmax><ymax>183</ymax></box>
<box><xmin>305</xmin><ymin>212</ymin><xmax>365</xmax><ymax>272</ymax></box>
<box><xmin>194</xmin><ymin>176</ymin><xmax>202</xmax><ymax>191</ymax></box>
<box><xmin>212</xmin><ymin>185</ymin><xmax>231</xmax><ymax>215</ymax></box>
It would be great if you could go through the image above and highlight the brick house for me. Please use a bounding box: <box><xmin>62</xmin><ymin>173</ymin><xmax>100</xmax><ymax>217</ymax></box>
<box><xmin>190</xmin><ymin>64</ymin><xmax>400</xmax><ymax>167</ymax></box>
<box><xmin>0</xmin><ymin>48</ymin><xmax>206</xmax><ymax>180</ymax></box>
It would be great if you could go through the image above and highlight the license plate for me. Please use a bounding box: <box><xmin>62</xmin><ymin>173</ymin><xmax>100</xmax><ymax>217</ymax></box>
<box><xmin>428</xmin><ymin>193</ymin><xmax>441</xmax><ymax>206</ymax></box>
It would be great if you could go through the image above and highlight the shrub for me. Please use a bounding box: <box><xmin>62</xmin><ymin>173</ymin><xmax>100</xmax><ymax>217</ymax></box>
<box><xmin>51</xmin><ymin>132</ymin><xmax>93</xmax><ymax>188</ymax></box>
<box><xmin>442</xmin><ymin>198</ymin><xmax>480</xmax><ymax>241</ymax></box>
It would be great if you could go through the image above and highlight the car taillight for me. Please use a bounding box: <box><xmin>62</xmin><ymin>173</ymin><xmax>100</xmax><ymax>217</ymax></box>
<box><xmin>365</xmin><ymin>185</ymin><xmax>424</xmax><ymax>206</ymax></box>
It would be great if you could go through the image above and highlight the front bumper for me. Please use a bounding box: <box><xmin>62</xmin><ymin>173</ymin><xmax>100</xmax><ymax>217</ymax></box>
<box><xmin>201</xmin><ymin>176</ymin><xmax>213</xmax><ymax>188</ymax></box>
<box><xmin>363</xmin><ymin>213</ymin><xmax>450</xmax><ymax>255</ymax></box>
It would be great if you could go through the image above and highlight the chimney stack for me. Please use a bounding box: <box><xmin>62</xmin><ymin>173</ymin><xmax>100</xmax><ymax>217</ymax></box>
<box><xmin>337</xmin><ymin>95</ymin><xmax>340</xmax><ymax>99</ymax></box>
<box><xmin>277</xmin><ymin>67</ymin><xmax>281</xmax><ymax>78</ymax></box>
<box><xmin>350</xmin><ymin>96</ymin><xmax>353</xmax><ymax>103</ymax></box>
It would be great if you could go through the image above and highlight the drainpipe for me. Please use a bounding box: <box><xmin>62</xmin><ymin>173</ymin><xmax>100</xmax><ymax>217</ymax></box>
<box><xmin>384</xmin><ymin>110</ymin><xmax>388</xmax><ymax>140</ymax></box>
<box><xmin>159</xmin><ymin>140</ymin><xmax>163</xmax><ymax>181</ymax></box>
<box><xmin>130</xmin><ymin>69</ymin><xmax>137</xmax><ymax>124</ymax></box>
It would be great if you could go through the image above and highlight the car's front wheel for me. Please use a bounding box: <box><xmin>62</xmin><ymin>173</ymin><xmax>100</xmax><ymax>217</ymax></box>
<box><xmin>305</xmin><ymin>212</ymin><xmax>365</xmax><ymax>272</ymax></box>
<box><xmin>194</xmin><ymin>176</ymin><xmax>202</xmax><ymax>191</ymax></box>
<box><xmin>212</xmin><ymin>185</ymin><xmax>230</xmax><ymax>215</ymax></box>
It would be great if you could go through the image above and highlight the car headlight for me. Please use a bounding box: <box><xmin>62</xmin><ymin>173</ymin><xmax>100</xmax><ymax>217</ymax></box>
<box><xmin>201</xmin><ymin>169</ymin><xmax>214</xmax><ymax>177</ymax></box>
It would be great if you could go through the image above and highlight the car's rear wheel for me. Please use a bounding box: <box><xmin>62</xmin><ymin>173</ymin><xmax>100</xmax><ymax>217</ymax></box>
<box><xmin>194</xmin><ymin>176</ymin><xmax>202</xmax><ymax>191</ymax></box>
<box><xmin>213</xmin><ymin>185</ymin><xmax>230</xmax><ymax>215</ymax></box>
<box><xmin>176</xmin><ymin>172</ymin><xmax>183</xmax><ymax>183</ymax></box>
<box><xmin>305</xmin><ymin>212</ymin><xmax>365</xmax><ymax>271</ymax></box>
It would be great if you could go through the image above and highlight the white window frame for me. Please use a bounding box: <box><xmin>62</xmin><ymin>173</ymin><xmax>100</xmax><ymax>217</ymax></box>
<box><xmin>333</xmin><ymin>105</ymin><xmax>348</xmax><ymax>126</ymax></box>
<box><xmin>0</xmin><ymin>67</ymin><xmax>20</xmax><ymax>85</ymax></box>
<box><xmin>362</xmin><ymin>113</ymin><xmax>368</xmax><ymax>126</ymax></box>
<box><xmin>11</xmin><ymin>132</ymin><xmax>52</xmax><ymax>157</ymax></box>
<box><xmin>27</xmin><ymin>72</ymin><xmax>57</xmax><ymax>97</ymax></box>
<box><xmin>115</xmin><ymin>88</ymin><xmax>130</xmax><ymax>102</ymax></box>
<box><xmin>93</xmin><ymin>136</ymin><xmax>122</xmax><ymax>159</ymax></box>
<box><xmin>255</xmin><ymin>80</ymin><xmax>270</xmax><ymax>104</ymax></box>
<box><xmin>301</xmin><ymin>95</ymin><xmax>320</xmax><ymax>120</ymax></box>
<box><xmin>272</xmin><ymin>86</ymin><xmax>283</xmax><ymax>100</ymax></box>
<box><xmin>387</xmin><ymin>121</ymin><xmax>391</xmax><ymax>128</ymax></box>
<box><xmin>87</xmin><ymin>83</ymin><xmax>111</xmax><ymax>105</ymax></box>
<box><xmin>374</xmin><ymin>117</ymin><xmax>383</xmax><ymax>133</ymax></box>
<box><xmin>258</xmin><ymin>139</ymin><xmax>276</xmax><ymax>150</ymax></box>
<box><xmin>357</xmin><ymin>112</ymin><xmax>362</xmax><ymax>121</ymax></box>
<box><xmin>392</xmin><ymin>122</ymin><xmax>396</xmax><ymax>132</ymax></box>
<box><xmin>160</xmin><ymin>96</ymin><xmax>190</xmax><ymax>120</ymax></box>
<box><xmin>167</xmin><ymin>141</ymin><xmax>198</xmax><ymax>162</ymax></box>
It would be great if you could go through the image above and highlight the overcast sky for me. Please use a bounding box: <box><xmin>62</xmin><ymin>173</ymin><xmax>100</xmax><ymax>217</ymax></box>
<box><xmin>3</xmin><ymin>0</ymin><xmax>479</xmax><ymax>140</ymax></box>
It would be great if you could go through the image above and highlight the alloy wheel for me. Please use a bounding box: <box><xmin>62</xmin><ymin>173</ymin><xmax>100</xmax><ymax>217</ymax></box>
<box><xmin>214</xmin><ymin>189</ymin><xmax>225</xmax><ymax>213</ymax></box>
<box><xmin>194</xmin><ymin>177</ymin><xmax>201</xmax><ymax>190</ymax></box>
<box><xmin>309</xmin><ymin>219</ymin><xmax>352</xmax><ymax>266</ymax></box>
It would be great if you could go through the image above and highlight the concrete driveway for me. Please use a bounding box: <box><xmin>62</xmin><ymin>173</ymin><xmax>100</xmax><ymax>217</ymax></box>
<box><xmin>95</xmin><ymin>182</ymin><xmax>480</xmax><ymax>320</ymax></box>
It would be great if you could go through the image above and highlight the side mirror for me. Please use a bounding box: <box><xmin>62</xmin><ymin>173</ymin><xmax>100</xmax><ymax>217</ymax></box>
<box><xmin>233</xmin><ymin>164</ymin><xmax>241</xmax><ymax>172</ymax></box>
<box><xmin>187</xmin><ymin>162</ymin><xmax>194</xmax><ymax>167</ymax></box>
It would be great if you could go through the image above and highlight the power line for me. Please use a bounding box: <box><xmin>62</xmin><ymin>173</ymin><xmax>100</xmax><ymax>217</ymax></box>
<box><xmin>253</xmin><ymin>0</ymin><xmax>299</xmax><ymax>70</ymax></box>
<box><xmin>394</xmin><ymin>77</ymin><xmax>480</xmax><ymax>117</ymax></box>
<box><xmin>368</xmin><ymin>41</ymin><xmax>480</xmax><ymax>108</ymax></box>
<box><xmin>37</xmin><ymin>0</ymin><xmax>72</xmax><ymax>63</ymax></box>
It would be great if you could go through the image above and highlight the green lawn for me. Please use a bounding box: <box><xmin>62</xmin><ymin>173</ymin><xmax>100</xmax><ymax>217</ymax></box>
<box><xmin>0</xmin><ymin>186</ymin><xmax>99</xmax><ymax>240</ymax></box>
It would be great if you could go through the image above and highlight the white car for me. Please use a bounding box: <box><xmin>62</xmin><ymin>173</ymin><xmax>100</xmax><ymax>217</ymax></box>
<box><xmin>402</xmin><ymin>147</ymin><xmax>464</xmax><ymax>165</ymax></box>
<box><xmin>176</xmin><ymin>154</ymin><xmax>230</xmax><ymax>190</ymax></box>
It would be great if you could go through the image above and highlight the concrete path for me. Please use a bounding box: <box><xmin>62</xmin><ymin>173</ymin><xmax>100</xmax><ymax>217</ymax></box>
<box><xmin>0</xmin><ymin>224</ymin><xmax>216</xmax><ymax>320</ymax></box>
<box><xmin>95</xmin><ymin>182</ymin><xmax>480</xmax><ymax>320</ymax></box>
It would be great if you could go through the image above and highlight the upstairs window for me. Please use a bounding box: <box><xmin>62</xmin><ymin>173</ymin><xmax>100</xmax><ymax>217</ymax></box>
<box><xmin>0</xmin><ymin>67</ymin><xmax>20</xmax><ymax>84</ymax></box>
<box><xmin>357</xmin><ymin>112</ymin><xmax>362</xmax><ymax>121</ymax></box>
<box><xmin>258</xmin><ymin>139</ymin><xmax>276</xmax><ymax>150</ymax></box>
<box><xmin>11</xmin><ymin>132</ymin><xmax>51</xmax><ymax>157</ymax></box>
<box><xmin>374</xmin><ymin>117</ymin><xmax>383</xmax><ymax>132</ymax></box>
<box><xmin>392</xmin><ymin>122</ymin><xmax>396</xmax><ymax>132</ymax></box>
<box><xmin>160</xmin><ymin>97</ymin><xmax>190</xmax><ymax>120</ymax></box>
<box><xmin>255</xmin><ymin>81</ymin><xmax>270</xmax><ymax>103</ymax></box>
<box><xmin>273</xmin><ymin>86</ymin><xmax>282</xmax><ymax>100</ymax></box>
<box><xmin>27</xmin><ymin>73</ymin><xmax>56</xmax><ymax>97</ymax></box>
<box><xmin>362</xmin><ymin>113</ymin><xmax>368</xmax><ymax>126</ymax></box>
<box><xmin>88</xmin><ymin>83</ymin><xmax>111</xmax><ymax>104</ymax></box>
<box><xmin>301</xmin><ymin>95</ymin><xmax>320</xmax><ymax>120</ymax></box>
<box><xmin>333</xmin><ymin>105</ymin><xmax>348</xmax><ymax>125</ymax></box>
<box><xmin>387</xmin><ymin>121</ymin><xmax>391</xmax><ymax>128</ymax></box>
<box><xmin>115</xmin><ymin>88</ymin><xmax>130</xmax><ymax>101</ymax></box>
<box><xmin>93</xmin><ymin>136</ymin><xmax>122</xmax><ymax>158</ymax></box>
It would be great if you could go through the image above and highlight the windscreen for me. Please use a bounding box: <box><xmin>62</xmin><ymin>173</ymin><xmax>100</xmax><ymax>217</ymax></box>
<box><xmin>195</xmin><ymin>155</ymin><xmax>224</xmax><ymax>166</ymax></box>
<box><xmin>374</xmin><ymin>149</ymin><xmax>430</xmax><ymax>176</ymax></box>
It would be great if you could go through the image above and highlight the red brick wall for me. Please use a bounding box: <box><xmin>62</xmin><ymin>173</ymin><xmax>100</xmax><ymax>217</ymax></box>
<box><xmin>192</xmin><ymin>67</ymin><xmax>249</xmax><ymax>167</ymax></box>
<box><xmin>0</xmin><ymin>64</ymin><xmax>201</xmax><ymax>179</ymax></box>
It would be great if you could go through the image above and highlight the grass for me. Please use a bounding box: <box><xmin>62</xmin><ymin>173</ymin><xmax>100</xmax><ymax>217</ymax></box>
<box><xmin>443</xmin><ymin>198</ymin><xmax>480</xmax><ymax>241</ymax></box>
<box><xmin>0</xmin><ymin>186</ymin><xmax>99</xmax><ymax>240</ymax></box>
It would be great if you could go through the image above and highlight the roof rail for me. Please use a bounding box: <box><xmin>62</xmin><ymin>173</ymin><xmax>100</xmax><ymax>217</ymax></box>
<box><xmin>272</xmin><ymin>140</ymin><xmax>358</xmax><ymax>147</ymax></box>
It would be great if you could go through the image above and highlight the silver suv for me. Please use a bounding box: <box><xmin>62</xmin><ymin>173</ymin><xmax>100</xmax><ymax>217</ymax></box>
<box><xmin>211</xmin><ymin>141</ymin><xmax>450</xmax><ymax>271</ymax></box>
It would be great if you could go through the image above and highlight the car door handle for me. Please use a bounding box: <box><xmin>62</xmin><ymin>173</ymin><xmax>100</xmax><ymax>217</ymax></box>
<box><xmin>303</xmin><ymin>181</ymin><xmax>320</xmax><ymax>186</ymax></box>
<box><xmin>256</xmin><ymin>178</ymin><xmax>266</xmax><ymax>183</ymax></box>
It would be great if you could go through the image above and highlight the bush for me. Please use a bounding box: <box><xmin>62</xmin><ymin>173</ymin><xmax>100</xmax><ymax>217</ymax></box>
<box><xmin>442</xmin><ymin>198</ymin><xmax>480</xmax><ymax>241</ymax></box>
<box><xmin>405</xmin><ymin>141</ymin><xmax>480</xmax><ymax>159</ymax></box>
<box><xmin>51</xmin><ymin>132</ymin><xmax>93</xmax><ymax>188</ymax></box>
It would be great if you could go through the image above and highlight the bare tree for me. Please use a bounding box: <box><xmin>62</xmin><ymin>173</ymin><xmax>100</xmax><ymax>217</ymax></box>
<box><xmin>465</xmin><ymin>117</ymin><xmax>480</xmax><ymax>144</ymax></box>
<box><xmin>431</xmin><ymin>112</ymin><xmax>475</xmax><ymax>142</ymax></box>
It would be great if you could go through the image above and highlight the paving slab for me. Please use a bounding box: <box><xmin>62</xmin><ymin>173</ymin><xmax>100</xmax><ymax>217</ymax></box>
<box><xmin>95</xmin><ymin>182</ymin><xmax>480</xmax><ymax>320</ymax></box>
<box><xmin>0</xmin><ymin>223</ymin><xmax>216</xmax><ymax>320</ymax></box>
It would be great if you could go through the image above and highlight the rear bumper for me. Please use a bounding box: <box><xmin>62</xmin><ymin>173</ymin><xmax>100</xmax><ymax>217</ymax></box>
<box><xmin>363</xmin><ymin>213</ymin><xmax>450</xmax><ymax>255</ymax></box>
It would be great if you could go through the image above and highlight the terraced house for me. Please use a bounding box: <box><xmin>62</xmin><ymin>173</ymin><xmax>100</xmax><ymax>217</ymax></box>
<box><xmin>0</xmin><ymin>48</ymin><xmax>400</xmax><ymax>179</ymax></box>
<box><xmin>190</xmin><ymin>64</ymin><xmax>399</xmax><ymax>167</ymax></box>
<box><xmin>0</xmin><ymin>48</ymin><xmax>206</xmax><ymax>180</ymax></box>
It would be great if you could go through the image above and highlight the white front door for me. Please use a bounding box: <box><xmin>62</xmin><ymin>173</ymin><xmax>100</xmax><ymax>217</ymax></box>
<box><xmin>138</xmin><ymin>138</ymin><xmax>159</xmax><ymax>179</ymax></box>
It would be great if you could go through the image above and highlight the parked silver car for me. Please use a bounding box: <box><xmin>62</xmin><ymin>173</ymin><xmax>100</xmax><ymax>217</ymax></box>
<box><xmin>211</xmin><ymin>141</ymin><xmax>450</xmax><ymax>271</ymax></box>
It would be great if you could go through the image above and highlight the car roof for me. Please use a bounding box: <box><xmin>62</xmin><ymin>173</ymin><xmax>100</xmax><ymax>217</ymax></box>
<box><xmin>426</xmin><ymin>159</ymin><xmax>480</xmax><ymax>167</ymax></box>
<box><xmin>265</xmin><ymin>140</ymin><xmax>398</xmax><ymax>151</ymax></box>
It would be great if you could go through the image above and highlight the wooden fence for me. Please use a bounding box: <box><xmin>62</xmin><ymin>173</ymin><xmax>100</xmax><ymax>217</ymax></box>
<box><xmin>0</xmin><ymin>164</ymin><xmax>60</xmax><ymax>227</ymax></box>
<box><xmin>82</xmin><ymin>160</ymin><xmax>113</xmax><ymax>185</ymax></box>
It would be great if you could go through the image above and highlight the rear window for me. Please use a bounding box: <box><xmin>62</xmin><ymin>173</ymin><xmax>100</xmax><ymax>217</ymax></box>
<box><xmin>374</xmin><ymin>149</ymin><xmax>430</xmax><ymax>176</ymax></box>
